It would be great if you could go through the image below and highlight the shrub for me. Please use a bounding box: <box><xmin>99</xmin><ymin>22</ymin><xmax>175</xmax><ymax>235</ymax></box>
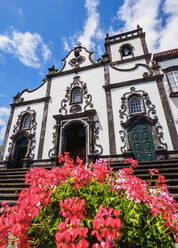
<box><xmin>0</xmin><ymin>154</ymin><xmax>177</xmax><ymax>247</ymax></box>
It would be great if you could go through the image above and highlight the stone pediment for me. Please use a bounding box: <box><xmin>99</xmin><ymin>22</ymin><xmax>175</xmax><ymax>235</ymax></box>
<box><xmin>60</xmin><ymin>43</ymin><xmax>95</xmax><ymax>72</ymax></box>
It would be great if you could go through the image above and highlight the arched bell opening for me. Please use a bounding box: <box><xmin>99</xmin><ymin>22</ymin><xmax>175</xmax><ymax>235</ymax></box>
<box><xmin>61</xmin><ymin>120</ymin><xmax>87</xmax><ymax>163</ymax></box>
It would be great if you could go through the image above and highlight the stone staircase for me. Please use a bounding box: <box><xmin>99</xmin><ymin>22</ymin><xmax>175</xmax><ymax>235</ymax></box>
<box><xmin>0</xmin><ymin>160</ymin><xmax>177</xmax><ymax>206</ymax></box>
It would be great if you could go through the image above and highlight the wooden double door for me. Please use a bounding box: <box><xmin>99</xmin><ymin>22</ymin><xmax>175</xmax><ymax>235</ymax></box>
<box><xmin>128</xmin><ymin>120</ymin><xmax>157</xmax><ymax>162</ymax></box>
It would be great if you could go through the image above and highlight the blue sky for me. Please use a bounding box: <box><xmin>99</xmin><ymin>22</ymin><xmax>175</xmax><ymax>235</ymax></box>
<box><xmin>0</xmin><ymin>0</ymin><xmax>178</xmax><ymax>144</ymax></box>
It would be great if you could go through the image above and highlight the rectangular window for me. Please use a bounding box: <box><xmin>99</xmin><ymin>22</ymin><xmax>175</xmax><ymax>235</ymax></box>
<box><xmin>168</xmin><ymin>71</ymin><xmax>178</xmax><ymax>93</ymax></box>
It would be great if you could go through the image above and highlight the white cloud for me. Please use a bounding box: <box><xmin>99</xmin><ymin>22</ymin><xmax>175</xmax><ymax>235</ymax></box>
<box><xmin>0</xmin><ymin>107</ymin><xmax>10</xmax><ymax>143</ymax></box>
<box><xmin>158</xmin><ymin>0</ymin><xmax>178</xmax><ymax>51</ymax></box>
<box><xmin>116</xmin><ymin>0</ymin><xmax>162</xmax><ymax>51</ymax></box>
<box><xmin>111</xmin><ymin>0</ymin><xmax>178</xmax><ymax>52</ymax></box>
<box><xmin>0</xmin><ymin>29</ymin><xmax>51</xmax><ymax>68</ymax></box>
<box><xmin>63</xmin><ymin>0</ymin><xmax>104</xmax><ymax>52</ymax></box>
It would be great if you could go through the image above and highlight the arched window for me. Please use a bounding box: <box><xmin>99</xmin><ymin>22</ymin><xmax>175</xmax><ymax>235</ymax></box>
<box><xmin>71</xmin><ymin>88</ymin><xmax>82</xmax><ymax>103</ymax></box>
<box><xmin>21</xmin><ymin>114</ymin><xmax>31</xmax><ymax>129</ymax></box>
<box><xmin>167</xmin><ymin>71</ymin><xmax>178</xmax><ymax>93</ymax></box>
<box><xmin>121</xmin><ymin>44</ymin><xmax>132</xmax><ymax>57</ymax></box>
<box><xmin>129</xmin><ymin>97</ymin><xmax>142</xmax><ymax>114</ymax></box>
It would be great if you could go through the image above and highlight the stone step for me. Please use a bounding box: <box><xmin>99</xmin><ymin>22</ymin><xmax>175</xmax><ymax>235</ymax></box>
<box><xmin>171</xmin><ymin>194</ymin><xmax>178</xmax><ymax>201</ymax></box>
<box><xmin>0</xmin><ymin>199</ymin><xmax>18</xmax><ymax>206</ymax></box>
<box><xmin>0</xmin><ymin>193</ymin><xmax>19</xmax><ymax>200</ymax></box>
<box><xmin>0</xmin><ymin>171</ymin><xmax>27</xmax><ymax>176</ymax></box>
<box><xmin>0</xmin><ymin>178</ymin><xmax>25</xmax><ymax>183</ymax></box>
<box><xmin>0</xmin><ymin>174</ymin><xmax>26</xmax><ymax>179</ymax></box>
<box><xmin>146</xmin><ymin>178</ymin><xmax>178</xmax><ymax>185</ymax></box>
<box><xmin>134</xmin><ymin>173</ymin><xmax>178</xmax><ymax>180</ymax></box>
<box><xmin>134</xmin><ymin>167</ymin><xmax>178</xmax><ymax>173</ymax></box>
<box><xmin>0</xmin><ymin>182</ymin><xmax>27</xmax><ymax>188</ymax></box>
<box><xmin>0</xmin><ymin>188</ymin><xmax>25</xmax><ymax>193</ymax></box>
<box><xmin>166</xmin><ymin>185</ymin><xmax>178</xmax><ymax>193</ymax></box>
<box><xmin>112</xmin><ymin>163</ymin><xmax>178</xmax><ymax>171</ymax></box>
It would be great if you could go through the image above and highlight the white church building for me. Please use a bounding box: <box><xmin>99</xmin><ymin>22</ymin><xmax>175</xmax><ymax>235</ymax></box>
<box><xmin>1</xmin><ymin>26</ymin><xmax>178</xmax><ymax>168</ymax></box>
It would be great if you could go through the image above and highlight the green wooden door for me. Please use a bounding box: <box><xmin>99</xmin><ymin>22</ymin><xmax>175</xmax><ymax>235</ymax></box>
<box><xmin>128</xmin><ymin>120</ymin><xmax>157</xmax><ymax>161</ymax></box>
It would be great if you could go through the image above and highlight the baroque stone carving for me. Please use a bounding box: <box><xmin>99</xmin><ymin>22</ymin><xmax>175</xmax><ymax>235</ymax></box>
<box><xmin>59</xmin><ymin>76</ymin><xmax>93</xmax><ymax>115</ymax></box>
<box><xmin>6</xmin><ymin>106</ymin><xmax>37</xmax><ymax>160</ymax></box>
<box><xmin>93</xmin><ymin>121</ymin><xmax>103</xmax><ymax>155</ymax></box>
<box><xmin>110</xmin><ymin>63</ymin><xmax>153</xmax><ymax>79</ymax></box>
<box><xmin>119</xmin><ymin>87</ymin><xmax>167</xmax><ymax>153</ymax></box>
<box><xmin>69</xmin><ymin>44</ymin><xmax>86</xmax><ymax>68</ymax></box>
<box><xmin>119</xmin><ymin>87</ymin><xmax>157</xmax><ymax>124</ymax></box>
<box><xmin>119</xmin><ymin>130</ymin><xmax>127</xmax><ymax>153</ymax></box>
<box><xmin>156</xmin><ymin>125</ymin><xmax>168</xmax><ymax>150</ymax></box>
<box><xmin>48</xmin><ymin>122</ymin><xmax>60</xmax><ymax>159</ymax></box>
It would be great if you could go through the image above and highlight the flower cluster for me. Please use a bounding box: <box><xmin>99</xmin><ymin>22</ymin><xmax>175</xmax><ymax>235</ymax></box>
<box><xmin>56</xmin><ymin>197</ymin><xmax>89</xmax><ymax>248</ymax></box>
<box><xmin>0</xmin><ymin>154</ymin><xmax>177</xmax><ymax>247</ymax></box>
<box><xmin>92</xmin><ymin>205</ymin><xmax>121</xmax><ymax>247</ymax></box>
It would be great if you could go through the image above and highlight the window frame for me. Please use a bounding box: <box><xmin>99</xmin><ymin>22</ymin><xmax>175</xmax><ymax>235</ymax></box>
<box><xmin>70</xmin><ymin>87</ymin><xmax>83</xmax><ymax>105</ymax></box>
<box><xmin>21</xmin><ymin>114</ymin><xmax>31</xmax><ymax>129</ymax></box>
<box><xmin>128</xmin><ymin>94</ymin><xmax>145</xmax><ymax>115</ymax></box>
<box><xmin>167</xmin><ymin>70</ymin><xmax>178</xmax><ymax>96</ymax></box>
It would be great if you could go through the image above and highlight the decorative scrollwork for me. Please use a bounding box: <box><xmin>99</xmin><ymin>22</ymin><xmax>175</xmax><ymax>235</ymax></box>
<box><xmin>144</xmin><ymin>92</ymin><xmax>157</xmax><ymax>120</ymax></box>
<box><xmin>119</xmin><ymin>130</ymin><xmax>127</xmax><ymax>153</ymax></box>
<box><xmin>119</xmin><ymin>87</ymin><xmax>168</xmax><ymax>153</ymax></box>
<box><xmin>119</xmin><ymin>97</ymin><xmax>128</xmax><ymax>124</ymax></box>
<box><xmin>84</xmin><ymin>94</ymin><xmax>93</xmax><ymax>111</ymax></box>
<box><xmin>69</xmin><ymin>45</ymin><xmax>86</xmax><ymax>68</ymax></box>
<box><xmin>119</xmin><ymin>87</ymin><xmax>158</xmax><ymax>125</ymax></box>
<box><xmin>70</xmin><ymin>104</ymin><xmax>82</xmax><ymax>114</ymax></box>
<box><xmin>110</xmin><ymin>62</ymin><xmax>153</xmax><ymax>78</ymax></box>
<box><xmin>6</xmin><ymin>106</ymin><xmax>37</xmax><ymax>160</ymax></box>
<box><xmin>59</xmin><ymin>76</ymin><xmax>94</xmax><ymax>115</ymax></box>
<box><xmin>156</xmin><ymin>125</ymin><xmax>168</xmax><ymax>150</ymax></box>
<box><xmin>48</xmin><ymin>123</ymin><xmax>60</xmax><ymax>159</ymax></box>
<box><xmin>93</xmin><ymin>121</ymin><xmax>103</xmax><ymax>155</ymax></box>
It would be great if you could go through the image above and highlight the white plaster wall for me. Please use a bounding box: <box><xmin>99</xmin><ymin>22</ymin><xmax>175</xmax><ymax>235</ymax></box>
<box><xmin>3</xmin><ymin>102</ymin><xmax>45</xmax><ymax>160</ymax></box>
<box><xmin>159</xmin><ymin>58</ymin><xmax>178</xmax><ymax>70</ymax></box>
<box><xmin>109</xmin><ymin>59</ymin><xmax>148</xmax><ymax>84</ymax></box>
<box><xmin>20</xmin><ymin>81</ymin><xmax>47</xmax><ymax>101</ymax></box>
<box><xmin>110</xmin><ymin>38</ymin><xmax>144</xmax><ymax>62</ymax></box>
<box><xmin>111</xmin><ymin>80</ymin><xmax>173</xmax><ymax>154</ymax></box>
<box><xmin>43</xmin><ymin>66</ymin><xmax>110</xmax><ymax>159</ymax></box>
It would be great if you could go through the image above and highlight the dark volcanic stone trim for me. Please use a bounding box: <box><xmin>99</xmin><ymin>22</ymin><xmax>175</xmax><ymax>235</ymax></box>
<box><xmin>11</xmin><ymin>97</ymin><xmax>51</xmax><ymax>107</ymax></box>
<box><xmin>162</xmin><ymin>66</ymin><xmax>178</xmax><ymax>73</ymax></box>
<box><xmin>103</xmin><ymin>75</ymin><xmax>163</xmax><ymax>90</ymax></box>
<box><xmin>37</xmin><ymin>79</ymin><xmax>52</xmax><ymax>159</ymax></box>
<box><xmin>2</xmin><ymin>106</ymin><xmax>15</xmax><ymax>158</ymax></box>
<box><xmin>156</xmin><ymin>77</ymin><xmax>178</xmax><ymax>149</ymax></box>
<box><xmin>140</xmin><ymin>34</ymin><xmax>150</xmax><ymax>64</ymax></box>
<box><xmin>105</xmin><ymin>28</ymin><xmax>143</xmax><ymax>45</ymax></box>
<box><xmin>47</xmin><ymin>63</ymin><xmax>102</xmax><ymax>78</ymax></box>
<box><xmin>112</xmin><ymin>54</ymin><xmax>151</xmax><ymax>65</ymax></box>
<box><xmin>54</xmin><ymin>109</ymin><xmax>96</xmax><ymax>121</ymax></box>
<box><xmin>104</xmin><ymin>65</ymin><xmax>116</xmax><ymax>154</ymax></box>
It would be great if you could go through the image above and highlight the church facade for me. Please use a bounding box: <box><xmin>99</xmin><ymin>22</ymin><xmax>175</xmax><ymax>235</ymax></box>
<box><xmin>1</xmin><ymin>26</ymin><xmax>178</xmax><ymax>168</ymax></box>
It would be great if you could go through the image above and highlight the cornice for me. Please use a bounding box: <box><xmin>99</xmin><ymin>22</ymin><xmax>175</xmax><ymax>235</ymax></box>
<box><xmin>11</xmin><ymin>96</ymin><xmax>51</xmax><ymax>107</ymax></box>
<box><xmin>103</xmin><ymin>75</ymin><xmax>163</xmax><ymax>90</ymax></box>
<box><xmin>53</xmin><ymin>109</ymin><xmax>96</xmax><ymax>121</ymax></box>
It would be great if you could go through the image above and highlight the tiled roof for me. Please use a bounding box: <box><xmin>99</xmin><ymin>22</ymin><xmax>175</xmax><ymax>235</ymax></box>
<box><xmin>153</xmin><ymin>49</ymin><xmax>178</xmax><ymax>61</ymax></box>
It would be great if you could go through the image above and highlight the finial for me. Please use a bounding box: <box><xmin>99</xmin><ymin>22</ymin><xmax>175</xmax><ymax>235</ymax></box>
<box><xmin>77</xmin><ymin>42</ymin><xmax>82</xmax><ymax>47</ymax></box>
